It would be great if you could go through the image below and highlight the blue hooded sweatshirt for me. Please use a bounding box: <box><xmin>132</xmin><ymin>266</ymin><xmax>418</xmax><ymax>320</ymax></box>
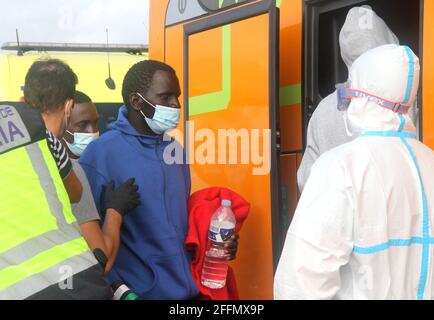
<box><xmin>79</xmin><ymin>106</ymin><xmax>199</xmax><ymax>300</ymax></box>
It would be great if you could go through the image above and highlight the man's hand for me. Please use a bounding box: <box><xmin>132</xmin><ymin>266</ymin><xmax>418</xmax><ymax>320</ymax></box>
<box><xmin>103</xmin><ymin>178</ymin><xmax>140</xmax><ymax>216</ymax></box>
<box><xmin>225</xmin><ymin>234</ymin><xmax>240</xmax><ymax>261</ymax></box>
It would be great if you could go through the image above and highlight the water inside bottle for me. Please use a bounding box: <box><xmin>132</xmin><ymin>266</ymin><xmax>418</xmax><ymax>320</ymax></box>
<box><xmin>201</xmin><ymin>244</ymin><xmax>229</xmax><ymax>289</ymax></box>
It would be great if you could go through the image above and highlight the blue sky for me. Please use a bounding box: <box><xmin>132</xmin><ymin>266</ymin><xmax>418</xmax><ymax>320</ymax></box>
<box><xmin>0</xmin><ymin>0</ymin><xmax>149</xmax><ymax>49</ymax></box>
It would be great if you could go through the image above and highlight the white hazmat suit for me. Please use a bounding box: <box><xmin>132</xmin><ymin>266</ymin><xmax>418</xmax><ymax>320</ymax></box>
<box><xmin>297</xmin><ymin>6</ymin><xmax>402</xmax><ymax>192</ymax></box>
<box><xmin>274</xmin><ymin>44</ymin><xmax>434</xmax><ymax>300</ymax></box>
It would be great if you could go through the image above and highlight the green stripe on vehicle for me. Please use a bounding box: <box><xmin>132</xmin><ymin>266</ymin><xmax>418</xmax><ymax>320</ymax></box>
<box><xmin>280</xmin><ymin>84</ymin><xmax>302</xmax><ymax>107</ymax></box>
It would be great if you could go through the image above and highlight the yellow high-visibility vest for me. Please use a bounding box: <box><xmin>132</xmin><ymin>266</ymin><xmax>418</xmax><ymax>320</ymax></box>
<box><xmin>0</xmin><ymin>103</ymin><xmax>99</xmax><ymax>299</ymax></box>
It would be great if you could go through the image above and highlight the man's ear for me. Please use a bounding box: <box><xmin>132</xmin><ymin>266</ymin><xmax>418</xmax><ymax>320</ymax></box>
<box><xmin>65</xmin><ymin>99</ymin><xmax>74</xmax><ymax>117</ymax></box>
<box><xmin>19</xmin><ymin>96</ymin><xmax>25</xmax><ymax>103</ymax></box>
<box><xmin>129</xmin><ymin>93</ymin><xmax>142</xmax><ymax>112</ymax></box>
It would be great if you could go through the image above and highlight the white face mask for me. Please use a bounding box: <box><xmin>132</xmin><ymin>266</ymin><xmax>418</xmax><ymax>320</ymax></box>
<box><xmin>136</xmin><ymin>92</ymin><xmax>180</xmax><ymax>135</ymax></box>
<box><xmin>343</xmin><ymin>110</ymin><xmax>364</xmax><ymax>138</ymax></box>
<box><xmin>343</xmin><ymin>112</ymin><xmax>355</xmax><ymax>137</ymax></box>
<box><xmin>64</xmin><ymin>131</ymin><xmax>99</xmax><ymax>157</ymax></box>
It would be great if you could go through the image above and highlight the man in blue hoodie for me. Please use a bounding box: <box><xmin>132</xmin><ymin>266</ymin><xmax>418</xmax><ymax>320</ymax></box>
<box><xmin>80</xmin><ymin>60</ymin><xmax>238</xmax><ymax>300</ymax></box>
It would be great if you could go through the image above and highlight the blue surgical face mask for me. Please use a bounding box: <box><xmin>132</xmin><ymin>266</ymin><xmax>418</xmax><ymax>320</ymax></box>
<box><xmin>136</xmin><ymin>92</ymin><xmax>180</xmax><ymax>135</ymax></box>
<box><xmin>64</xmin><ymin>131</ymin><xmax>99</xmax><ymax>157</ymax></box>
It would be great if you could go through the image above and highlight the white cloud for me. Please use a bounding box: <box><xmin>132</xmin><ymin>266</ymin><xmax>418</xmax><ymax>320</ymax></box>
<box><xmin>0</xmin><ymin>0</ymin><xmax>149</xmax><ymax>47</ymax></box>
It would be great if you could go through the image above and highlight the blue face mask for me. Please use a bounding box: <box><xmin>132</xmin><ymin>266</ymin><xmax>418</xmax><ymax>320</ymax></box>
<box><xmin>64</xmin><ymin>131</ymin><xmax>99</xmax><ymax>157</ymax></box>
<box><xmin>136</xmin><ymin>92</ymin><xmax>180</xmax><ymax>135</ymax></box>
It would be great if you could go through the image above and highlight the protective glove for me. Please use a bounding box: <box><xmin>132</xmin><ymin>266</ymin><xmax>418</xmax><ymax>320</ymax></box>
<box><xmin>93</xmin><ymin>248</ymin><xmax>108</xmax><ymax>271</ymax></box>
<box><xmin>103</xmin><ymin>178</ymin><xmax>140</xmax><ymax>216</ymax></box>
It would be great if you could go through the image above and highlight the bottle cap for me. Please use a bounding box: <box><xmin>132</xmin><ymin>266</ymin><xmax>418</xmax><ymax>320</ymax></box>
<box><xmin>221</xmin><ymin>199</ymin><xmax>232</xmax><ymax>206</ymax></box>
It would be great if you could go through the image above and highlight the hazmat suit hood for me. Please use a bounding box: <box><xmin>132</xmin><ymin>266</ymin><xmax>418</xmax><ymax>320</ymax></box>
<box><xmin>339</xmin><ymin>6</ymin><xmax>399</xmax><ymax>70</ymax></box>
<box><xmin>345</xmin><ymin>44</ymin><xmax>420</xmax><ymax>134</ymax></box>
<box><xmin>296</xmin><ymin>7</ymin><xmax>403</xmax><ymax>193</ymax></box>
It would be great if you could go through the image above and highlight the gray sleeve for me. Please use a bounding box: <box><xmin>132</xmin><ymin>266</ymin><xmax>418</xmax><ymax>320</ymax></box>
<box><xmin>71</xmin><ymin>161</ymin><xmax>101</xmax><ymax>225</ymax></box>
<box><xmin>297</xmin><ymin>111</ymin><xmax>320</xmax><ymax>194</ymax></box>
<box><xmin>297</xmin><ymin>91</ymin><xmax>350</xmax><ymax>193</ymax></box>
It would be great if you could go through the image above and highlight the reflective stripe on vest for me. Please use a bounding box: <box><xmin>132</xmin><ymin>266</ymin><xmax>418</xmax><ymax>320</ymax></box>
<box><xmin>0</xmin><ymin>140</ymin><xmax>97</xmax><ymax>299</ymax></box>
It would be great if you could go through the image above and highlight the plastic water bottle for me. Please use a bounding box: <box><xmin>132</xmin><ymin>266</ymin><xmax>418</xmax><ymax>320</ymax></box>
<box><xmin>201</xmin><ymin>199</ymin><xmax>236</xmax><ymax>289</ymax></box>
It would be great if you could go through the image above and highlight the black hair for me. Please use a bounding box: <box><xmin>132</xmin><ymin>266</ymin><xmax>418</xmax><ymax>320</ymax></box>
<box><xmin>122</xmin><ymin>60</ymin><xmax>176</xmax><ymax>108</ymax></box>
<box><xmin>24</xmin><ymin>58</ymin><xmax>78</xmax><ymax>113</ymax></box>
<box><xmin>74</xmin><ymin>91</ymin><xmax>92</xmax><ymax>104</ymax></box>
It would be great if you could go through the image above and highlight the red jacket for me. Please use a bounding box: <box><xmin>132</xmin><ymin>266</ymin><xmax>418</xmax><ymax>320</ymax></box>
<box><xmin>186</xmin><ymin>187</ymin><xmax>250</xmax><ymax>300</ymax></box>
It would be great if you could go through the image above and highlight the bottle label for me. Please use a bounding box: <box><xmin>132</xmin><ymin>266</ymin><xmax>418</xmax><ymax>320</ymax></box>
<box><xmin>208</xmin><ymin>224</ymin><xmax>234</xmax><ymax>243</ymax></box>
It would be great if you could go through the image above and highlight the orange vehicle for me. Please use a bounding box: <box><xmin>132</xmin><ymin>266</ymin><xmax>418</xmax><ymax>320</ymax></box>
<box><xmin>149</xmin><ymin>0</ymin><xmax>434</xmax><ymax>299</ymax></box>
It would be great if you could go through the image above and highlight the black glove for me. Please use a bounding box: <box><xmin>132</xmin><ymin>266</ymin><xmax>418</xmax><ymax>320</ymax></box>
<box><xmin>93</xmin><ymin>248</ymin><xmax>108</xmax><ymax>271</ymax></box>
<box><xmin>103</xmin><ymin>178</ymin><xmax>140</xmax><ymax>216</ymax></box>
